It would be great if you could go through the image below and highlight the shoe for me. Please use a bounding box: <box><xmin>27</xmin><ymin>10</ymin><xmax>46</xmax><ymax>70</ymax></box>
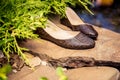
<box><xmin>61</xmin><ymin>7</ymin><xmax>98</xmax><ymax>40</ymax></box>
<box><xmin>35</xmin><ymin>20</ymin><xmax>95</xmax><ymax>49</ymax></box>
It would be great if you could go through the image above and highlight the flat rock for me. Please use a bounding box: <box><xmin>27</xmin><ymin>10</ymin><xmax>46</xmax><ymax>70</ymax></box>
<box><xmin>14</xmin><ymin>18</ymin><xmax>120</xmax><ymax>80</ymax></box>
<box><xmin>8</xmin><ymin>66</ymin><xmax>58</xmax><ymax>80</ymax></box>
<box><xmin>8</xmin><ymin>66</ymin><xmax>120</xmax><ymax>80</ymax></box>
<box><xmin>20</xmin><ymin>24</ymin><xmax>120</xmax><ymax>62</ymax></box>
<box><xmin>66</xmin><ymin>66</ymin><xmax>120</xmax><ymax>80</ymax></box>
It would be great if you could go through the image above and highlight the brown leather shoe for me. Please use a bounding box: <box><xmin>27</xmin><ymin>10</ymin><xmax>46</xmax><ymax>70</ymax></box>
<box><xmin>61</xmin><ymin>7</ymin><xmax>98</xmax><ymax>40</ymax></box>
<box><xmin>35</xmin><ymin>20</ymin><xmax>95</xmax><ymax>49</ymax></box>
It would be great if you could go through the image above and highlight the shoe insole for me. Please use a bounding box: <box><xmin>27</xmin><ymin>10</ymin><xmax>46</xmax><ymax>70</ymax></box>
<box><xmin>45</xmin><ymin>20</ymin><xmax>79</xmax><ymax>40</ymax></box>
<box><xmin>49</xmin><ymin>16</ymin><xmax>71</xmax><ymax>31</ymax></box>
<box><xmin>66</xmin><ymin>7</ymin><xmax>84</xmax><ymax>25</ymax></box>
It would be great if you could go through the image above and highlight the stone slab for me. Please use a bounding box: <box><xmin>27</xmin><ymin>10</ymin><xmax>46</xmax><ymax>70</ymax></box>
<box><xmin>9</xmin><ymin>20</ymin><xmax>120</xmax><ymax>80</ymax></box>
<box><xmin>20</xmin><ymin>24</ymin><xmax>120</xmax><ymax>62</ymax></box>
<box><xmin>8</xmin><ymin>66</ymin><xmax>58</xmax><ymax>80</ymax></box>
<box><xmin>8</xmin><ymin>66</ymin><xmax>120</xmax><ymax>80</ymax></box>
<box><xmin>66</xmin><ymin>66</ymin><xmax>120</xmax><ymax>80</ymax></box>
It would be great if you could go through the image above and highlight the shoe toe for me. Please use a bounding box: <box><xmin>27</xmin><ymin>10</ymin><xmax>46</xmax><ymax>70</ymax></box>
<box><xmin>75</xmin><ymin>33</ymin><xmax>95</xmax><ymax>49</ymax></box>
<box><xmin>51</xmin><ymin>33</ymin><xmax>95</xmax><ymax>49</ymax></box>
<box><xmin>73</xmin><ymin>24</ymin><xmax>98</xmax><ymax>40</ymax></box>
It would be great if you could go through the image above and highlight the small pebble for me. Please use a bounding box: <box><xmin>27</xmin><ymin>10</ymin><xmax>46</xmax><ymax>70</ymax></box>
<box><xmin>29</xmin><ymin>56</ymin><xmax>42</xmax><ymax>67</ymax></box>
<box><xmin>41</xmin><ymin>61</ymin><xmax>48</xmax><ymax>66</ymax></box>
<box><xmin>0</xmin><ymin>50</ymin><xmax>4</xmax><ymax>58</ymax></box>
<box><xmin>12</xmin><ymin>69</ymin><xmax>18</xmax><ymax>73</ymax></box>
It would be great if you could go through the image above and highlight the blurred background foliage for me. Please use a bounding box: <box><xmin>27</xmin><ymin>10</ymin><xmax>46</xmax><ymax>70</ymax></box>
<box><xmin>0</xmin><ymin>64</ymin><xmax>11</xmax><ymax>80</ymax></box>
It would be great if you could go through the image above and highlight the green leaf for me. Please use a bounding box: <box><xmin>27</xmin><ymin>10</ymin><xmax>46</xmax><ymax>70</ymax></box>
<box><xmin>56</xmin><ymin>67</ymin><xmax>68</xmax><ymax>80</ymax></box>
<box><xmin>0</xmin><ymin>64</ymin><xmax>12</xmax><ymax>74</ymax></box>
<box><xmin>0</xmin><ymin>40</ymin><xmax>5</xmax><ymax>46</ymax></box>
<box><xmin>39</xmin><ymin>77</ymin><xmax>48</xmax><ymax>80</ymax></box>
<box><xmin>0</xmin><ymin>64</ymin><xmax>11</xmax><ymax>80</ymax></box>
<box><xmin>0</xmin><ymin>73</ymin><xmax>7</xmax><ymax>80</ymax></box>
<box><xmin>56</xmin><ymin>67</ymin><xmax>64</xmax><ymax>76</ymax></box>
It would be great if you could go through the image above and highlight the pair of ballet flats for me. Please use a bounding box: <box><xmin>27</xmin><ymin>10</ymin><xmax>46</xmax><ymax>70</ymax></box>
<box><xmin>35</xmin><ymin>7</ymin><xmax>98</xmax><ymax>49</ymax></box>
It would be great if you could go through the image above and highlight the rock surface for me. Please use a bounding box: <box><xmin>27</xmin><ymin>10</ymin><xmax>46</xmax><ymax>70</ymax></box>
<box><xmin>20</xmin><ymin>23</ymin><xmax>120</xmax><ymax>62</ymax></box>
<box><xmin>8</xmin><ymin>66</ymin><xmax>120</xmax><ymax>80</ymax></box>
<box><xmin>9</xmin><ymin>17</ymin><xmax>120</xmax><ymax>80</ymax></box>
<box><xmin>66</xmin><ymin>66</ymin><xmax>120</xmax><ymax>80</ymax></box>
<box><xmin>8</xmin><ymin>66</ymin><xmax>58</xmax><ymax>80</ymax></box>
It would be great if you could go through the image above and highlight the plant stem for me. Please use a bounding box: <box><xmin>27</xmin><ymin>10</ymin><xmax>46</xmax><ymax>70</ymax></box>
<box><xmin>13</xmin><ymin>36</ymin><xmax>29</xmax><ymax>65</ymax></box>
